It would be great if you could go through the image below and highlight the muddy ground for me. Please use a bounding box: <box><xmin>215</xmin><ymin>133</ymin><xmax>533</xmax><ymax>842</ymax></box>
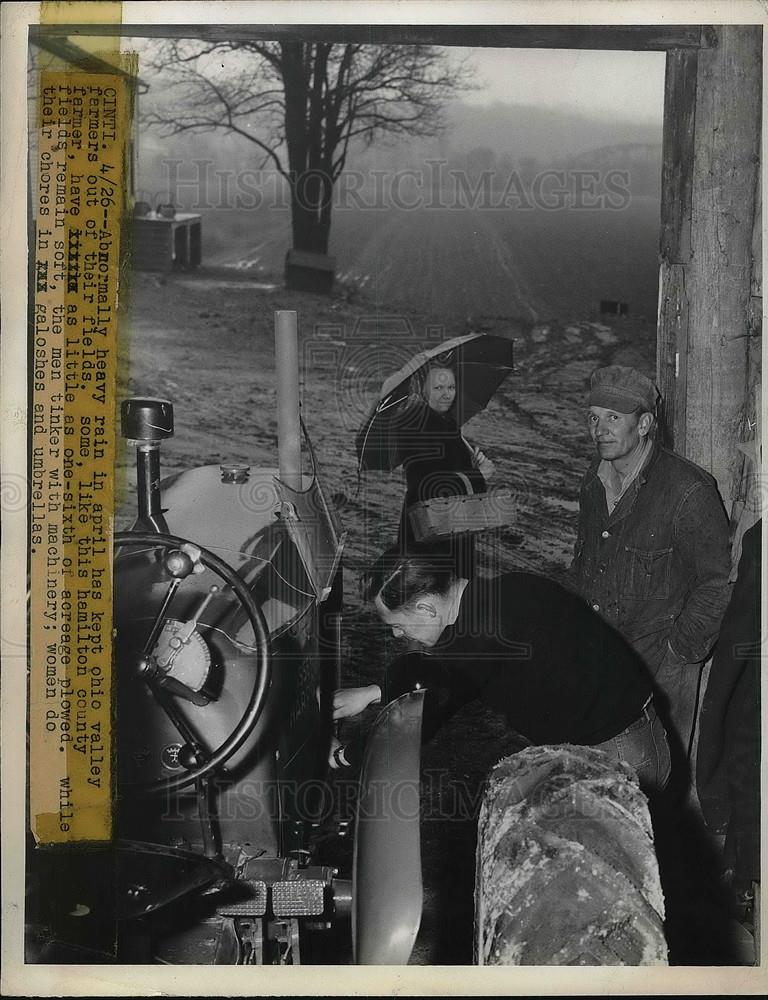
<box><xmin>117</xmin><ymin>265</ymin><xmax>663</xmax><ymax>964</ymax></box>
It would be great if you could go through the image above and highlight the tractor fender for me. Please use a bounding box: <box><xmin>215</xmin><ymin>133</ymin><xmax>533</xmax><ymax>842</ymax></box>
<box><xmin>352</xmin><ymin>690</ymin><xmax>425</xmax><ymax>965</ymax></box>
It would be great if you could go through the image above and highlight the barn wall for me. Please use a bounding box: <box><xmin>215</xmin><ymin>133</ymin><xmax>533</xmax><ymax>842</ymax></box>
<box><xmin>658</xmin><ymin>25</ymin><xmax>762</xmax><ymax>511</ymax></box>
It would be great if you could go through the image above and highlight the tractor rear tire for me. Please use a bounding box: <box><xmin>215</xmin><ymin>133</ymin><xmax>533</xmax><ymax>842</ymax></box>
<box><xmin>475</xmin><ymin>744</ymin><xmax>667</xmax><ymax>966</ymax></box>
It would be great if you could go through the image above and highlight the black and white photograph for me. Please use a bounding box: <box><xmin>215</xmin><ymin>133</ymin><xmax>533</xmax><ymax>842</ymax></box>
<box><xmin>1</xmin><ymin>1</ymin><xmax>766</xmax><ymax>994</ymax></box>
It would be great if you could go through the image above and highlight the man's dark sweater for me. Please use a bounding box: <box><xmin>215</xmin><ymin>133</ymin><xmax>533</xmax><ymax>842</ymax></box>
<box><xmin>387</xmin><ymin>572</ymin><xmax>653</xmax><ymax>746</ymax></box>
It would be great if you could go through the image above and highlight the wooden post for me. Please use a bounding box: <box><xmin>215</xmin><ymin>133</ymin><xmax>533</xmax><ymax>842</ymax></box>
<box><xmin>660</xmin><ymin>26</ymin><xmax>761</xmax><ymax>509</ymax></box>
<box><xmin>657</xmin><ymin>46</ymin><xmax>698</xmax><ymax>450</ymax></box>
<box><xmin>728</xmin><ymin>168</ymin><xmax>763</xmax><ymax>568</ymax></box>
<box><xmin>748</xmin><ymin>168</ymin><xmax>762</xmax><ymax>409</ymax></box>
<box><xmin>660</xmin><ymin>48</ymin><xmax>698</xmax><ymax>265</ymax></box>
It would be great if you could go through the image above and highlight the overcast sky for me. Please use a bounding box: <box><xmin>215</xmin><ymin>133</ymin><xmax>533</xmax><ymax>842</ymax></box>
<box><xmin>463</xmin><ymin>47</ymin><xmax>666</xmax><ymax>122</ymax></box>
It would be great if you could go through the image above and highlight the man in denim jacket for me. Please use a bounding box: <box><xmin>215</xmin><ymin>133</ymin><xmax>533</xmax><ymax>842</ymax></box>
<box><xmin>571</xmin><ymin>365</ymin><xmax>731</xmax><ymax>778</ymax></box>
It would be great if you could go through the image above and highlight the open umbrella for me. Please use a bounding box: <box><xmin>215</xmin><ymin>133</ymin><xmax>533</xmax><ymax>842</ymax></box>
<box><xmin>355</xmin><ymin>333</ymin><xmax>515</xmax><ymax>473</ymax></box>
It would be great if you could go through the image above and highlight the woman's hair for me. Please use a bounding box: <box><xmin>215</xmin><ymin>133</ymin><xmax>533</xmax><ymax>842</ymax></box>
<box><xmin>361</xmin><ymin>544</ymin><xmax>457</xmax><ymax>610</ymax></box>
<box><xmin>408</xmin><ymin>362</ymin><xmax>456</xmax><ymax>403</ymax></box>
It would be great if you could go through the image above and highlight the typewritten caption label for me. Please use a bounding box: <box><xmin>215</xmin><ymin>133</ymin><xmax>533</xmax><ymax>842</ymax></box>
<box><xmin>29</xmin><ymin>72</ymin><xmax>128</xmax><ymax>843</ymax></box>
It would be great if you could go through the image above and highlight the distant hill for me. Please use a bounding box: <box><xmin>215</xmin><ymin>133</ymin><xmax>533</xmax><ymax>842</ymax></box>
<box><xmin>566</xmin><ymin>141</ymin><xmax>662</xmax><ymax>165</ymax></box>
<box><xmin>552</xmin><ymin>143</ymin><xmax>662</xmax><ymax>197</ymax></box>
<box><xmin>348</xmin><ymin>101</ymin><xmax>663</xmax><ymax>174</ymax></box>
<box><xmin>445</xmin><ymin>102</ymin><xmax>662</xmax><ymax>162</ymax></box>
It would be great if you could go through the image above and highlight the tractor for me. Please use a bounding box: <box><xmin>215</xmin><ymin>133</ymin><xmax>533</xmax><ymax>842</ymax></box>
<box><xmin>25</xmin><ymin>311</ymin><xmax>424</xmax><ymax>966</ymax></box>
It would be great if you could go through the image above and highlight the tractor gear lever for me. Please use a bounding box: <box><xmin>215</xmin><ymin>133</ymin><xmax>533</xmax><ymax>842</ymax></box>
<box><xmin>174</xmin><ymin>585</ymin><xmax>219</xmax><ymax>645</ymax></box>
<box><xmin>165</xmin><ymin>543</ymin><xmax>205</xmax><ymax>578</ymax></box>
<box><xmin>155</xmin><ymin>585</ymin><xmax>218</xmax><ymax>672</ymax></box>
<box><xmin>139</xmin><ymin>546</ymin><xmax>205</xmax><ymax>665</ymax></box>
<box><xmin>164</xmin><ymin>548</ymin><xmax>196</xmax><ymax>578</ymax></box>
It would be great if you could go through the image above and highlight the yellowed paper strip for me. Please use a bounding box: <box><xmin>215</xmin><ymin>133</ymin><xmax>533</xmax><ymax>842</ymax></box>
<box><xmin>29</xmin><ymin>70</ymin><xmax>130</xmax><ymax>843</ymax></box>
<box><xmin>41</xmin><ymin>2</ymin><xmax>123</xmax><ymax>30</ymax></box>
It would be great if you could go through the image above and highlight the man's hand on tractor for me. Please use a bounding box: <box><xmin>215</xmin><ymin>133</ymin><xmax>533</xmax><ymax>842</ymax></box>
<box><xmin>332</xmin><ymin>685</ymin><xmax>382</xmax><ymax>720</ymax></box>
<box><xmin>328</xmin><ymin>735</ymin><xmax>347</xmax><ymax>769</ymax></box>
<box><xmin>328</xmin><ymin>735</ymin><xmax>365</xmax><ymax>770</ymax></box>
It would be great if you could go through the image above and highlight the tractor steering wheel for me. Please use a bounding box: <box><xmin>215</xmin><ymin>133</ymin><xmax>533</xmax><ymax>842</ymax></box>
<box><xmin>114</xmin><ymin>531</ymin><xmax>271</xmax><ymax>796</ymax></box>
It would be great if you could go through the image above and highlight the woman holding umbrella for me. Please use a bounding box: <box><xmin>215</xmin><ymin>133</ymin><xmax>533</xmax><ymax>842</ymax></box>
<box><xmin>395</xmin><ymin>362</ymin><xmax>494</xmax><ymax>574</ymax></box>
<box><xmin>356</xmin><ymin>333</ymin><xmax>514</xmax><ymax>579</ymax></box>
<box><xmin>355</xmin><ymin>333</ymin><xmax>515</xmax><ymax>577</ymax></box>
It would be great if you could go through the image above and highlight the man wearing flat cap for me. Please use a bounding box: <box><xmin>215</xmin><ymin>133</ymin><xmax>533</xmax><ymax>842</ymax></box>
<box><xmin>571</xmin><ymin>365</ymin><xmax>731</xmax><ymax>787</ymax></box>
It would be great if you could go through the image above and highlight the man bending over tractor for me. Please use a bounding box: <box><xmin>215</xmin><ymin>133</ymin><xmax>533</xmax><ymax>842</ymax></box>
<box><xmin>332</xmin><ymin>544</ymin><xmax>672</xmax><ymax>796</ymax></box>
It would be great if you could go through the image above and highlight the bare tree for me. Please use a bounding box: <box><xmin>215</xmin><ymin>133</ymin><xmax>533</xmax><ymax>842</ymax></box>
<box><xmin>141</xmin><ymin>39</ymin><xmax>472</xmax><ymax>256</ymax></box>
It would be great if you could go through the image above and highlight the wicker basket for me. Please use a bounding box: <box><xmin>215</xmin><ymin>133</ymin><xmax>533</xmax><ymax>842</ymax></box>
<box><xmin>408</xmin><ymin>479</ymin><xmax>517</xmax><ymax>542</ymax></box>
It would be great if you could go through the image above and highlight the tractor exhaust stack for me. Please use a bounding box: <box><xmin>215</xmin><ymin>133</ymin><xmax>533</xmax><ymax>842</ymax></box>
<box><xmin>275</xmin><ymin>310</ymin><xmax>302</xmax><ymax>491</ymax></box>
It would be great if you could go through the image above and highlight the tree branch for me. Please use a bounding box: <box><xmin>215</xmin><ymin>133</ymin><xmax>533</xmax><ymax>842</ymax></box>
<box><xmin>141</xmin><ymin>40</ymin><xmax>473</xmax><ymax>250</ymax></box>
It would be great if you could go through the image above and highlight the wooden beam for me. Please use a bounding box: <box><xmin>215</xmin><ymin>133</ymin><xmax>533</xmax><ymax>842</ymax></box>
<box><xmin>29</xmin><ymin>23</ymin><xmax>712</xmax><ymax>51</ymax></box>
<box><xmin>683</xmin><ymin>25</ymin><xmax>761</xmax><ymax>507</ymax></box>
<box><xmin>656</xmin><ymin>263</ymin><xmax>689</xmax><ymax>452</ymax></box>
<box><xmin>747</xmin><ymin>166</ymin><xmax>762</xmax><ymax>454</ymax></box>
<box><xmin>656</xmin><ymin>47</ymin><xmax>698</xmax><ymax>451</ymax></box>
<box><xmin>30</xmin><ymin>33</ymin><xmax>148</xmax><ymax>87</ymax></box>
<box><xmin>660</xmin><ymin>48</ymin><xmax>698</xmax><ymax>263</ymax></box>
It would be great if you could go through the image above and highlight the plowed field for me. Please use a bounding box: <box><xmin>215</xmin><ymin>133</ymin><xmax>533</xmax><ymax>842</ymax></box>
<box><xmin>202</xmin><ymin>197</ymin><xmax>661</xmax><ymax>323</ymax></box>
